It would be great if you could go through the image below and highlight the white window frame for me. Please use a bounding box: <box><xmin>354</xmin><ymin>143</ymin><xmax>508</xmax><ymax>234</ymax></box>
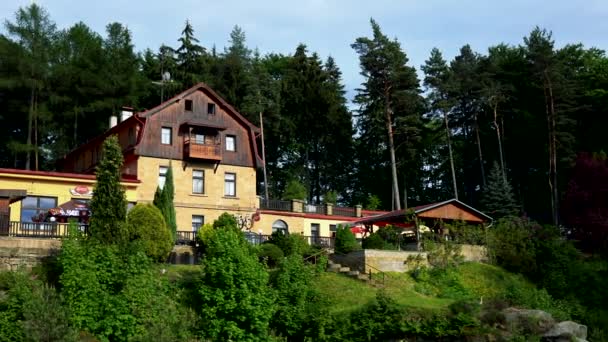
<box><xmin>192</xmin><ymin>215</ymin><xmax>204</xmax><ymax>232</ymax></box>
<box><xmin>192</xmin><ymin>170</ymin><xmax>204</xmax><ymax>194</ymax></box>
<box><xmin>161</xmin><ymin>127</ymin><xmax>172</xmax><ymax>145</ymax></box>
<box><xmin>194</xmin><ymin>133</ymin><xmax>205</xmax><ymax>145</ymax></box>
<box><xmin>224</xmin><ymin>172</ymin><xmax>236</xmax><ymax>197</ymax></box>
<box><xmin>158</xmin><ymin>166</ymin><xmax>168</xmax><ymax>189</ymax></box>
<box><xmin>225</xmin><ymin>135</ymin><xmax>236</xmax><ymax>151</ymax></box>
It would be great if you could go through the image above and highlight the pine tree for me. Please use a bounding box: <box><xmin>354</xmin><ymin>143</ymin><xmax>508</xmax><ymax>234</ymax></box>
<box><xmin>352</xmin><ymin>18</ymin><xmax>423</xmax><ymax>210</ymax></box>
<box><xmin>176</xmin><ymin>20</ymin><xmax>205</xmax><ymax>87</ymax></box>
<box><xmin>422</xmin><ymin>48</ymin><xmax>459</xmax><ymax>200</ymax></box>
<box><xmin>5</xmin><ymin>3</ymin><xmax>57</xmax><ymax>170</ymax></box>
<box><xmin>89</xmin><ymin>135</ymin><xmax>128</xmax><ymax>244</ymax></box>
<box><xmin>481</xmin><ymin>162</ymin><xmax>518</xmax><ymax>218</ymax></box>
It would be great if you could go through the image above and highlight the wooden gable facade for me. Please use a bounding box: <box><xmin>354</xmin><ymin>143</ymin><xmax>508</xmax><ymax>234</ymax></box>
<box><xmin>136</xmin><ymin>83</ymin><xmax>262</xmax><ymax>168</ymax></box>
<box><xmin>354</xmin><ymin>199</ymin><xmax>492</xmax><ymax>228</ymax></box>
<box><xmin>61</xmin><ymin>83</ymin><xmax>262</xmax><ymax>175</ymax></box>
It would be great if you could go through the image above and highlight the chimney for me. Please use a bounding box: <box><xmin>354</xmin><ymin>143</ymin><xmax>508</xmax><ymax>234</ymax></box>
<box><xmin>121</xmin><ymin>107</ymin><xmax>133</xmax><ymax>122</ymax></box>
<box><xmin>109</xmin><ymin>116</ymin><xmax>118</xmax><ymax>128</ymax></box>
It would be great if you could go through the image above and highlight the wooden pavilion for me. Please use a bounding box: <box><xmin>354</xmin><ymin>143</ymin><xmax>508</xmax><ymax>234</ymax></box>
<box><xmin>352</xmin><ymin>199</ymin><xmax>493</xmax><ymax>248</ymax></box>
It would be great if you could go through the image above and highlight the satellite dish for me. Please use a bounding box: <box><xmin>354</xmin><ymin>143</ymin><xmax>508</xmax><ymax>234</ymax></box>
<box><xmin>162</xmin><ymin>71</ymin><xmax>171</xmax><ymax>82</ymax></box>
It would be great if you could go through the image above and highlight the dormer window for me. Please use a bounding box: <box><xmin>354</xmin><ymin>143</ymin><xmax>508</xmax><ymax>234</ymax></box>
<box><xmin>161</xmin><ymin>127</ymin><xmax>172</xmax><ymax>145</ymax></box>
<box><xmin>207</xmin><ymin>103</ymin><xmax>216</xmax><ymax>115</ymax></box>
<box><xmin>225</xmin><ymin>135</ymin><xmax>236</xmax><ymax>151</ymax></box>
<box><xmin>185</xmin><ymin>99</ymin><xmax>193</xmax><ymax>111</ymax></box>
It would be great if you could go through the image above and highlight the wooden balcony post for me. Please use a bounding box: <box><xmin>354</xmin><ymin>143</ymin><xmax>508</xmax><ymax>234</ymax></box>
<box><xmin>325</xmin><ymin>203</ymin><xmax>333</xmax><ymax>216</ymax></box>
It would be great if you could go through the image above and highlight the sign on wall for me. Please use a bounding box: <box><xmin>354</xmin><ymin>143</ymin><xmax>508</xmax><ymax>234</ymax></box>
<box><xmin>69</xmin><ymin>185</ymin><xmax>93</xmax><ymax>197</ymax></box>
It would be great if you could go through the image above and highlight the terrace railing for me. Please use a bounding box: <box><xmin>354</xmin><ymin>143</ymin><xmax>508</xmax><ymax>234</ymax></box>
<box><xmin>303</xmin><ymin>204</ymin><xmax>325</xmax><ymax>215</ymax></box>
<box><xmin>260</xmin><ymin>199</ymin><xmax>292</xmax><ymax>212</ymax></box>
<box><xmin>175</xmin><ymin>231</ymin><xmax>196</xmax><ymax>245</ymax></box>
<box><xmin>332</xmin><ymin>206</ymin><xmax>357</xmax><ymax>217</ymax></box>
<box><xmin>0</xmin><ymin>221</ymin><xmax>88</xmax><ymax>238</ymax></box>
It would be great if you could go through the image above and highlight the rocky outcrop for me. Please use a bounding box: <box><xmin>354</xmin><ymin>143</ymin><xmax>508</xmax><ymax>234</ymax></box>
<box><xmin>498</xmin><ymin>308</ymin><xmax>587</xmax><ymax>342</ymax></box>
<box><xmin>543</xmin><ymin>321</ymin><xmax>588</xmax><ymax>342</ymax></box>
<box><xmin>503</xmin><ymin>308</ymin><xmax>556</xmax><ymax>334</ymax></box>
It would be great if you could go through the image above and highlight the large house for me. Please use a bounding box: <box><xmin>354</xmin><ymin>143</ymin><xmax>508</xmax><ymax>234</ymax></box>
<box><xmin>61</xmin><ymin>83</ymin><xmax>262</xmax><ymax>232</ymax></box>
<box><xmin>0</xmin><ymin>83</ymin><xmax>383</xmax><ymax>242</ymax></box>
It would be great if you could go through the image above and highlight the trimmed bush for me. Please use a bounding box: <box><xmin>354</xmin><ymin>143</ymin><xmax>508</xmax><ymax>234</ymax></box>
<box><xmin>127</xmin><ymin>204</ymin><xmax>173</xmax><ymax>261</ymax></box>
<box><xmin>268</xmin><ymin>232</ymin><xmax>310</xmax><ymax>256</ymax></box>
<box><xmin>213</xmin><ymin>212</ymin><xmax>238</xmax><ymax>230</ymax></box>
<box><xmin>334</xmin><ymin>225</ymin><xmax>360</xmax><ymax>254</ymax></box>
<box><xmin>257</xmin><ymin>243</ymin><xmax>284</xmax><ymax>268</ymax></box>
<box><xmin>362</xmin><ymin>232</ymin><xmax>385</xmax><ymax>249</ymax></box>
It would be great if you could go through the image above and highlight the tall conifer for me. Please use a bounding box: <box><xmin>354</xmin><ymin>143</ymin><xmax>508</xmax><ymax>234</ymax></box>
<box><xmin>89</xmin><ymin>135</ymin><xmax>128</xmax><ymax>244</ymax></box>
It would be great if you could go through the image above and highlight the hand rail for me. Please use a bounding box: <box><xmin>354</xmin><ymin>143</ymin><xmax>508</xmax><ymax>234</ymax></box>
<box><xmin>332</xmin><ymin>250</ymin><xmax>387</xmax><ymax>286</ymax></box>
<box><xmin>303</xmin><ymin>249</ymin><xmax>328</xmax><ymax>264</ymax></box>
<box><xmin>362</xmin><ymin>262</ymin><xmax>386</xmax><ymax>286</ymax></box>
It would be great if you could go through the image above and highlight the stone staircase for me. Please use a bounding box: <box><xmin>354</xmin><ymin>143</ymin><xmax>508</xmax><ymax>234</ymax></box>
<box><xmin>327</xmin><ymin>259</ymin><xmax>384</xmax><ymax>287</ymax></box>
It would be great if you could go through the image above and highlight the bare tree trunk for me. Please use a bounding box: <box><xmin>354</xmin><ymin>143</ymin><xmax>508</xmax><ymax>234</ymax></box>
<box><xmin>25</xmin><ymin>86</ymin><xmax>34</xmax><ymax>170</ymax></box>
<box><xmin>444</xmin><ymin>110</ymin><xmax>458</xmax><ymax>200</ymax></box>
<box><xmin>544</xmin><ymin>71</ymin><xmax>559</xmax><ymax>226</ymax></box>
<box><xmin>74</xmin><ymin>107</ymin><xmax>78</xmax><ymax>147</ymax></box>
<box><xmin>260</xmin><ymin>111</ymin><xmax>269</xmax><ymax>201</ymax></box>
<box><xmin>493</xmin><ymin>103</ymin><xmax>506</xmax><ymax>182</ymax></box>
<box><xmin>474</xmin><ymin>113</ymin><xmax>486</xmax><ymax>187</ymax></box>
<box><xmin>385</xmin><ymin>88</ymin><xmax>401</xmax><ymax>210</ymax></box>
<box><xmin>34</xmin><ymin>92</ymin><xmax>39</xmax><ymax>171</ymax></box>
<box><xmin>403</xmin><ymin>174</ymin><xmax>408</xmax><ymax>210</ymax></box>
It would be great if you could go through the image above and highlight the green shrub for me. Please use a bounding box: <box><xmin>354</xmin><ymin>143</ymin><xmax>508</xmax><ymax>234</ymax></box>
<box><xmin>334</xmin><ymin>225</ymin><xmax>360</xmax><ymax>254</ymax></box>
<box><xmin>271</xmin><ymin>254</ymin><xmax>329</xmax><ymax>340</ymax></box>
<box><xmin>282</xmin><ymin>180</ymin><xmax>307</xmax><ymax>201</ymax></box>
<box><xmin>446</xmin><ymin>220</ymin><xmax>486</xmax><ymax>245</ymax></box>
<box><xmin>257</xmin><ymin>243</ymin><xmax>284</xmax><ymax>267</ymax></box>
<box><xmin>268</xmin><ymin>232</ymin><xmax>310</xmax><ymax>256</ymax></box>
<box><xmin>195</xmin><ymin>223</ymin><xmax>214</xmax><ymax>248</ymax></box>
<box><xmin>127</xmin><ymin>204</ymin><xmax>173</xmax><ymax>262</ymax></box>
<box><xmin>198</xmin><ymin>228</ymin><xmax>275</xmax><ymax>341</ymax></box>
<box><xmin>362</xmin><ymin>232</ymin><xmax>384</xmax><ymax>249</ymax></box>
<box><xmin>423</xmin><ymin>236</ymin><xmax>464</xmax><ymax>269</ymax></box>
<box><xmin>213</xmin><ymin>212</ymin><xmax>238</xmax><ymax>230</ymax></box>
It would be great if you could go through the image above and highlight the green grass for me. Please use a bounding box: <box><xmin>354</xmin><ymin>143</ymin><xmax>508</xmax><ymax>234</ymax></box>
<box><xmin>315</xmin><ymin>262</ymin><xmax>553</xmax><ymax>316</ymax></box>
<box><xmin>458</xmin><ymin>262</ymin><xmax>537</xmax><ymax>300</ymax></box>
<box><xmin>161</xmin><ymin>264</ymin><xmax>202</xmax><ymax>283</ymax></box>
<box><xmin>314</xmin><ymin>271</ymin><xmax>453</xmax><ymax>314</ymax></box>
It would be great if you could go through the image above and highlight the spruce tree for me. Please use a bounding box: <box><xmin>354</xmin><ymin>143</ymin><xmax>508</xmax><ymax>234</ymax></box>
<box><xmin>89</xmin><ymin>135</ymin><xmax>128</xmax><ymax>244</ymax></box>
<box><xmin>481</xmin><ymin>162</ymin><xmax>518</xmax><ymax>218</ymax></box>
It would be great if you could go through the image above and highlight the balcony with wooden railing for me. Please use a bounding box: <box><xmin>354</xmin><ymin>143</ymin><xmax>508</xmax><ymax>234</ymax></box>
<box><xmin>184</xmin><ymin>138</ymin><xmax>222</xmax><ymax>161</ymax></box>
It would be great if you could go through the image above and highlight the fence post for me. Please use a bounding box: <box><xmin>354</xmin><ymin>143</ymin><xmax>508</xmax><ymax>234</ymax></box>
<box><xmin>292</xmin><ymin>199</ymin><xmax>304</xmax><ymax>213</ymax></box>
<box><xmin>355</xmin><ymin>205</ymin><xmax>362</xmax><ymax>218</ymax></box>
<box><xmin>325</xmin><ymin>203</ymin><xmax>333</xmax><ymax>216</ymax></box>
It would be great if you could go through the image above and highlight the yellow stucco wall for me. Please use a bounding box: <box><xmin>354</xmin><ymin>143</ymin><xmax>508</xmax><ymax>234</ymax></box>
<box><xmin>136</xmin><ymin>156</ymin><xmax>258</xmax><ymax>231</ymax></box>
<box><xmin>252</xmin><ymin>212</ymin><xmax>352</xmax><ymax>237</ymax></box>
<box><xmin>0</xmin><ymin>172</ymin><xmax>138</xmax><ymax>222</ymax></box>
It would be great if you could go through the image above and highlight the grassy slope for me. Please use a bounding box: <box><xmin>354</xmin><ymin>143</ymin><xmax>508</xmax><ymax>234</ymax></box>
<box><xmin>315</xmin><ymin>262</ymin><xmax>541</xmax><ymax>315</ymax></box>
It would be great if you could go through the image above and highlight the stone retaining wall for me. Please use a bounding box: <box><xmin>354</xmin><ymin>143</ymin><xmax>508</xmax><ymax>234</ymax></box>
<box><xmin>0</xmin><ymin>238</ymin><xmax>61</xmax><ymax>271</ymax></box>
<box><xmin>331</xmin><ymin>244</ymin><xmax>488</xmax><ymax>273</ymax></box>
<box><xmin>0</xmin><ymin>237</ymin><xmax>199</xmax><ymax>270</ymax></box>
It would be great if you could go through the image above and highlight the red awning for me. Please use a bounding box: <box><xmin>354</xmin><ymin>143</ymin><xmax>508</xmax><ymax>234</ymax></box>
<box><xmin>48</xmin><ymin>199</ymin><xmax>90</xmax><ymax>217</ymax></box>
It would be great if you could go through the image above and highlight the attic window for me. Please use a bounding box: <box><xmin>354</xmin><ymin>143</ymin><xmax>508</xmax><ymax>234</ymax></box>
<box><xmin>185</xmin><ymin>99</ymin><xmax>193</xmax><ymax>111</ymax></box>
<box><xmin>207</xmin><ymin>103</ymin><xmax>216</xmax><ymax>115</ymax></box>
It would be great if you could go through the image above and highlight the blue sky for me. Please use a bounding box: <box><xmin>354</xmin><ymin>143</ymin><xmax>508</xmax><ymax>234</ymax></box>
<box><xmin>2</xmin><ymin>0</ymin><xmax>608</xmax><ymax>102</ymax></box>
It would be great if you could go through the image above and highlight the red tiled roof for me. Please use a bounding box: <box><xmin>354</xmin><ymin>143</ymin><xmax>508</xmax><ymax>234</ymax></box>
<box><xmin>259</xmin><ymin>209</ymin><xmax>361</xmax><ymax>221</ymax></box>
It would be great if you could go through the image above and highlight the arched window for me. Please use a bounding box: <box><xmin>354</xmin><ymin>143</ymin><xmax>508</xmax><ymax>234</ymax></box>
<box><xmin>272</xmin><ymin>220</ymin><xmax>288</xmax><ymax>235</ymax></box>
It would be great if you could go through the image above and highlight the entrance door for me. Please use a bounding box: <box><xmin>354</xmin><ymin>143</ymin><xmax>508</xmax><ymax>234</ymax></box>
<box><xmin>310</xmin><ymin>223</ymin><xmax>320</xmax><ymax>245</ymax></box>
